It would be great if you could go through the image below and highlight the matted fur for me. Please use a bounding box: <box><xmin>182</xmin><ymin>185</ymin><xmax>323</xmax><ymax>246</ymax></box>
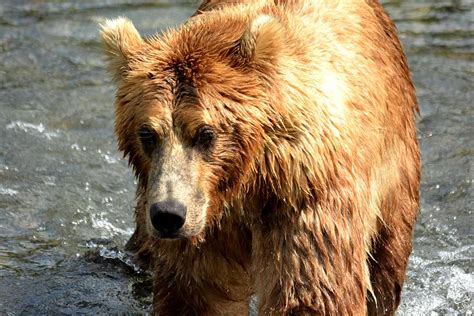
<box><xmin>101</xmin><ymin>0</ymin><xmax>420</xmax><ymax>315</ymax></box>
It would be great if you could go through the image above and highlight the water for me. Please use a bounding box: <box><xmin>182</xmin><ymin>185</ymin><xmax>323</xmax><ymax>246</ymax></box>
<box><xmin>0</xmin><ymin>0</ymin><xmax>472</xmax><ymax>314</ymax></box>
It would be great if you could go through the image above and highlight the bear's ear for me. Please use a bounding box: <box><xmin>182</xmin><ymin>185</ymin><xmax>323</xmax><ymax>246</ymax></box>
<box><xmin>238</xmin><ymin>14</ymin><xmax>285</xmax><ymax>64</ymax></box>
<box><xmin>100</xmin><ymin>17</ymin><xmax>144</xmax><ymax>80</ymax></box>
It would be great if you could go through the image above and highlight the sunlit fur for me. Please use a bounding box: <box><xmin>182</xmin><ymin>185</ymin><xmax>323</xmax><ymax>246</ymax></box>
<box><xmin>101</xmin><ymin>0</ymin><xmax>420</xmax><ymax>314</ymax></box>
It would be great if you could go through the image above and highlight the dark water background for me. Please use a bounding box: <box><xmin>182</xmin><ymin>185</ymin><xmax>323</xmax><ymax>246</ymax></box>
<box><xmin>0</xmin><ymin>0</ymin><xmax>472</xmax><ymax>314</ymax></box>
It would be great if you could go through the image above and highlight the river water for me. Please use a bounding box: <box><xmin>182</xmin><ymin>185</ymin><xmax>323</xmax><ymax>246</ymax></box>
<box><xmin>0</xmin><ymin>0</ymin><xmax>472</xmax><ymax>314</ymax></box>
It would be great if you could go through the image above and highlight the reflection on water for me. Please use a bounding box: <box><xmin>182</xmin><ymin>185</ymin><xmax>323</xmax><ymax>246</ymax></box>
<box><xmin>0</xmin><ymin>0</ymin><xmax>472</xmax><ymax>314</ymax></box>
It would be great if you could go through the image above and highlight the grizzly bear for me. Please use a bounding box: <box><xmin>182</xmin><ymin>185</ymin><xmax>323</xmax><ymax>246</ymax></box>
<box><xmin>101</xmin><ymin>0</ymin><xmax>420</xmax><ymax>314</ymax></box>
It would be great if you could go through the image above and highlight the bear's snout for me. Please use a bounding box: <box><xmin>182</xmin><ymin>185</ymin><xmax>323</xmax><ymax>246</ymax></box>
<box><xmin>149</xmin><ymin>201</ymin><xmax>186</xmax><ymax>238</ymax></box>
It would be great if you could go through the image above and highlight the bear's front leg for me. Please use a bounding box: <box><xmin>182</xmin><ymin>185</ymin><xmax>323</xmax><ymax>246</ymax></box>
<box><xmin>152</xmin><ymin>239</ymin><xmax>252</xmax><ymax>315</ymax></box>
<box><xmin>252</xmin><ymin>207</ymin><xmax>369</xmax><ymax>315</ymax></box>
<box><xmin>152</xmin><ymin>271</ymin><xmax>249</xmax><ymax>315</ymax></box>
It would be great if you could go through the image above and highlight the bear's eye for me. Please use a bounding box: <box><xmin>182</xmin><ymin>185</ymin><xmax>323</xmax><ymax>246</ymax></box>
<box><xmin>193</xmin><ymin>125</ymin><xmax>216</xmax><ymax>151</ymax></box>
<box><xmin>138</xmin><ymin>126</ymin><xmax>158</xmax><ymax>156</ymax></box>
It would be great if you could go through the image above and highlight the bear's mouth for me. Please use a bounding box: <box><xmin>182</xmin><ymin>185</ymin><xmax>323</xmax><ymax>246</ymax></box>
<box><xmin>154</xmin><ymin>230</ymin><xmax>181</xmax><ymax>239</ymax></box>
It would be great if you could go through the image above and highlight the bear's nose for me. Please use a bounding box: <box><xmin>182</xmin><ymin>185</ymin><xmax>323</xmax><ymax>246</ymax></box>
<box><xmin>149</xmin><ymin>201</ymin><xmax>186</xmax><ymax>238</ymax></box>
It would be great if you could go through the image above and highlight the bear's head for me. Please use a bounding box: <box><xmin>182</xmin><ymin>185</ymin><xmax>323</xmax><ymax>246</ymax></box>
<box><xmin>101</xmin><ymin>12</ymin><xmax>291</xmax><ymax>241</ymax></box>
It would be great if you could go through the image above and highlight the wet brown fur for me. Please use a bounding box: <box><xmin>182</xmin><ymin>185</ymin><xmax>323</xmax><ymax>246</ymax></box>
<box><xmin>101</xmin><ymin>0</ymin><xmax>420</xmax><ymax>315</ymax></box>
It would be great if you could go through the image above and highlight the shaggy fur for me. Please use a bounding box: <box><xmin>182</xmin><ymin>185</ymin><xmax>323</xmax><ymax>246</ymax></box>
<box><xmin>101</xmin><ymin>0</ymin><xmax>420</xmax><ymax>315</ymax></box>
